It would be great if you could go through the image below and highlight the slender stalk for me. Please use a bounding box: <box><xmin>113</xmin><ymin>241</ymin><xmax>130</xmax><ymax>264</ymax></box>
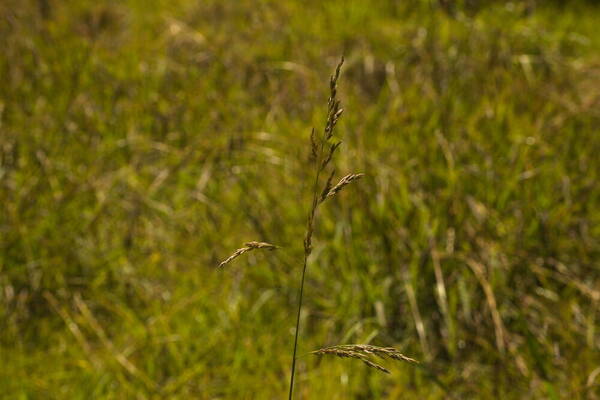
<box><xmin>288</xmin><ymin>254</ymin><xmax>309</xmax><ymax>400</ymax></box>
<box><xmin>288</xmin><ymin>132</ymin><xmax>326</xmax><ymax>400</ymax></box>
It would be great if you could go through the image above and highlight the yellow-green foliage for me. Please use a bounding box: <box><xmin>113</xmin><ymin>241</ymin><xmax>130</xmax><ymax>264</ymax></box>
<box><xmin>1</xmin><ymin>0</ymin><xmax>599</xmax><ymax>398</ymax></box>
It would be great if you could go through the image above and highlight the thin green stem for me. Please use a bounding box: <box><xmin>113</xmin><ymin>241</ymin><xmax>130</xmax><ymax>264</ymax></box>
<box><xmin>288</xmin><ymin>254</ymin><xmax>309</xmax><ymax>400</ymax></box>
<box><xmin>288</xmin><ymin>138</ymin><xmax>326</xmax><ymax>400</ymax></box>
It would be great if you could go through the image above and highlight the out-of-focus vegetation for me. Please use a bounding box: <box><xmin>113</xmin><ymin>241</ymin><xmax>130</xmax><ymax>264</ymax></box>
<box><xmin>1</xmin><ymin>0</ymin><xmax>599</xmax><ymax>398</ymax></box>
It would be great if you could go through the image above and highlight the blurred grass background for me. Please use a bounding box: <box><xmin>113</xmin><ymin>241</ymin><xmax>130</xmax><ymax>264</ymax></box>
<box><xmin>1</xmin><ymin>0</ymin><xmax>599</xmax><ymax>398</ymax></box>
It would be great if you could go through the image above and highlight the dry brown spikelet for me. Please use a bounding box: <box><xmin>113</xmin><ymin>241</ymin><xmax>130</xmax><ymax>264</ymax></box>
<box><xmin>321</xmin><ymin>173</ymin><xmax>364</xmax><ymax>202</ymax></box>
<box><xmin>217</xmin><ymin>241</ymin><xmax>278</xmax><ymax>268</ymax></box>
<box><xmin>311</xmin><ymin>344</ymin><xmax>418</xmax><ymax>374</ymax></box>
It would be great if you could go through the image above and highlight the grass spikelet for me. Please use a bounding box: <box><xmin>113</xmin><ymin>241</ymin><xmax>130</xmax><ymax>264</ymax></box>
<box><xmin>309</xmin><ymin>128</ymin><xmax>318</xmax><ymax>160</ymax></box>
<box><xmin>345</xmin><ymin>344</ymin><xmax>419</xmax><ymax>363</ymax></box>
<box><xmin>321</xmin><ymin>141</ymin><xmax>342</xmax><ymax>170</ymax></box>
<box><xmin>322</xmin><ymin>173</ymin><xmax>364</xmax><ymax>201</ymax></box>
<box><xmin>311</xmin><ymin>344</ymin><xmax>418</xmax><ymax>374</ymax></box>
<box><xmin>362</xmin><ymin>359</ymin><xmax>391</xmax><ymax>374</ymax></box>
<box><xmin>217</xmin><ymin>241</ymin><xmax>278</xmax><ymax>268</ymax></box>
<box><xmin>324</xmin><ymin>57</ymin><xmax>344</xmax><ymax>140</ymax></box>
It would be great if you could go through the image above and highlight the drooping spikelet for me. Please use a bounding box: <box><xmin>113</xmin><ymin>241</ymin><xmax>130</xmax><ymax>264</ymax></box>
<box><xmin>217</xmin><ymin>241</ymin><xmax>278</xmax><ymax>268</ymax></box>
<box><xmin>311</xmin><ymin>344</ymin><xmax>418</xmax><ymax>374</ymax></box>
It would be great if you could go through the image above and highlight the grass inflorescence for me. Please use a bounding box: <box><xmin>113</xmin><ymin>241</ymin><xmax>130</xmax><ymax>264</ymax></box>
<box><xmin>311</xmin><ymin>344</ymin><xmax>418</xmax><ymax>374</ymax></box>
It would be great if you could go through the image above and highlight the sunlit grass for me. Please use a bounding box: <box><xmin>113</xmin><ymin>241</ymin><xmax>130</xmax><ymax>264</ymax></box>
<box><xmin>1</xmin><ymin>0</ymin><xmax>599</xmax><ymax>398</ymax></box>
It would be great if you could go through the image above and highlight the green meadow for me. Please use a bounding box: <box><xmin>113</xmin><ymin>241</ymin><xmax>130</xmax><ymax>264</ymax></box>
<box><xmin>1</xmin><ymin>0</ymin><xmax>599</xmax><ymax>398</ymax></box>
